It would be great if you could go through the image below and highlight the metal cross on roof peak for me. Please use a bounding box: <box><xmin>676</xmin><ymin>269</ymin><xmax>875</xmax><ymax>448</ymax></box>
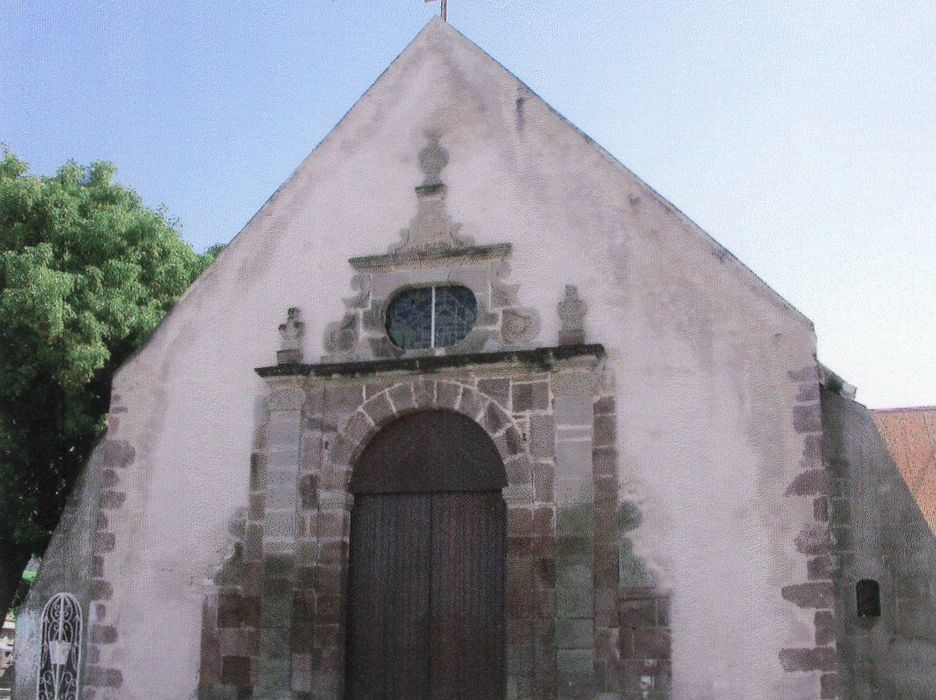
<box><xmin>425</xmin><ymin>0</ymin><xmax>448</xmax><ymax>22</ymax></box>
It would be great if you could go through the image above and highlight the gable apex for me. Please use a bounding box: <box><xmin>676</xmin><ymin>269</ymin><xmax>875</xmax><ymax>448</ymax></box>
<box><xmin>199</xmin><ymin>17</ymin><xmax>810</xmax><ymax>335</ymax></box>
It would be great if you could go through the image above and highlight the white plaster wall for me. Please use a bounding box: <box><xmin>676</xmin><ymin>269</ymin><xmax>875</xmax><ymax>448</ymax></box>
<box><xmin>99</xmin><ymin>19</ymin><xmax>818</xmax><ymax>697</ymax></box>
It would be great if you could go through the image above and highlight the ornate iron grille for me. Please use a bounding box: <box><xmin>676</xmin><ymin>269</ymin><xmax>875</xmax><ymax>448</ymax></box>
<box><xmin>36</xmin><ymin>592</ymin><xmax>81</xmax><ymax>700</ymax></box>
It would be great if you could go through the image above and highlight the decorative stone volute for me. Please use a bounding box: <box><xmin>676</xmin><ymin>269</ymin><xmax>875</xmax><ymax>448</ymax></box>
<box><xmin>277</xmin><ymin>307</ymin><xmax>304</xmax><ymax>365</ymax></box>
<box><xmin>557</xmin><ymin>285</ymin><xmax>587</xmax><ymax>345</ymax></box>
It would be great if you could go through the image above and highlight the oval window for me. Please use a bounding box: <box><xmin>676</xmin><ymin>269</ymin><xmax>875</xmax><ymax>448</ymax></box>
<box><xmin>386</xmin><ymin>285</ymin><xmax>477</xmax><ymax>349</ymax></box>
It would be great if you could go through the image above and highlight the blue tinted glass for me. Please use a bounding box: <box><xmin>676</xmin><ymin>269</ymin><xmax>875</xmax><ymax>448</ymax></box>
<box><xmin>434</xmin><ymin>286</ymin><xmax>477</xmax><ymax>347</ymax></box>
<box><xmin>386</xmin><ymin>285</ymin><xmax>477</xmax><ymax>349</ymax></box>
<box><xmin>386</xmin><ymin>287</ymin><xmax>433</xmax><ymax>349</ymax></box>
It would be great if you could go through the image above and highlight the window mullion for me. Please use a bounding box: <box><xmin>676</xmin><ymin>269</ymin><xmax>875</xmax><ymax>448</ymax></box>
<box><xmin>430</xmin><ymin>285</ymin><xmax>436</xmax><ymax>349</ymax></box>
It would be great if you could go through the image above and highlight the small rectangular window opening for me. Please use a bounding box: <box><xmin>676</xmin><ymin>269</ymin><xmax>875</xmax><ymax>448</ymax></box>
<box><xmin>856</xmin><ymin>579</ymin><xmax>881</xmax><ymax>617</ymax></box>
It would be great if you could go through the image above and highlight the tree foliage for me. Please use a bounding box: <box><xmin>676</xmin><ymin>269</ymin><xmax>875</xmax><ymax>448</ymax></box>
<box><xmin>0</xmin><ymin>148</ymin><xmax>216</xmax><ymax>553</ymax></box>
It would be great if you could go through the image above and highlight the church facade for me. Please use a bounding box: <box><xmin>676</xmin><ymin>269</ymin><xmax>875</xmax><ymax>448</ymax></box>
<box><xmin>13</xmin><ymin>19</ymin><xmax>936</xmax><ymax>699</ymax></box>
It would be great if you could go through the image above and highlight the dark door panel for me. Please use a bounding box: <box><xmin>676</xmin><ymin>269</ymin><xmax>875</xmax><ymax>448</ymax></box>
<box><xmin>430</xmin><ymin>492</ymin><xmax>506</xmax><ymax>699</ymax></box>
<box><xmin>346</xmin><ymin>410</ymin><xmax>507</xmax><ymax>699</ymax></box>
<box><xmin>346</xmin><ymin>494</ymin><xmax>432</xmax><ymax>699</ymax></box>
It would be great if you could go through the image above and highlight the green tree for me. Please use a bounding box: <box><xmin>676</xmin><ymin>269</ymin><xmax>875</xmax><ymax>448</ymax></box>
<box><xmin>0</xmin><ymin>149</ymin><xmax>219</xmax><ymax>621</ymax></box>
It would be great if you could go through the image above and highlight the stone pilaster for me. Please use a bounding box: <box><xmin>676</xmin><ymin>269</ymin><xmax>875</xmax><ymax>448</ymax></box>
<box><xmin>256</xmin><ymin>380</ymin><xmax>305</xmax><ymax>696</ymax></box>
<box><xmin>551</xmin><ymin>370</ymin><xmax>598</xmax><ymax>697</ymax></box>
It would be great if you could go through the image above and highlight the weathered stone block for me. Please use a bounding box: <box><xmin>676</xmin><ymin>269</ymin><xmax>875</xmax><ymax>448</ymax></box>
<box><xmin>556</xmin><ymin>648</ymin><xmax>595</xmax><ymax>683</ymax></box>
<box><xmin>793</xmin><ymin>403</ymin><xmax>822</xmax><ymax>433</ymax></box>
<box><xmin>483</xmin><ymin>401</ymin><xmax>509</xmax><ymax>435</ymax></box>
<box><xmin>533</xmin><ymin>463</ymin><xmax>555</xmax><ymax>502</ymax></box>
<box><xmin>220</xmin><ymin>654</ymin><xmax>252</xmax><ymax>686</ymax></box>
<box><xmin>512</xmin><ymin>381</ymin><xmax>549</xmax><ymax>412</ymax></box>
<box><xmin>99</xmin><ymin>439</ymin><xmax>135</xmax><ymax>470</ymax></box>
<box><xmin>779</xmin><ymin>646</ymin><xmax>836</xmax><ymax>672</ymax></box>
<box><xmin>324</xmin><ymin>385</ymin><xmax>364</xmax><ymax>421</ymax></box>
<box><xmin>477</xmin><ymin>377</ymin><xmax>510</xmax><ymax>407</ymax></box>
<box><xmin>100</xmin><ymin>468</ymin><xmax>119</xmax><ymax>488</ymax></box>
<box><xmin>91</xmin><ymin>624</ymin><xmax>118</xmax><ymax>644</ymax></box>
<box><xmin>820</xmin><ymin>672</ymin><xmax>838</xmax><ymax>698</ymax></box>
<box><xmin>88</xmin><ymin>579</ymin><xmax>112</xmax><ymax>601</ymax></box>
<box><xmin>557</xmin><ymin>618</ymin><xmax>593</xmax><ymax>649</ymax></box>
<box><xmin>265</xmin><ymin>484</ymin><xmax>295</xmax><ymax>512</ymax></box>
<box><xmin>93</xmin><ymin>531</ymin><xmax>115</xmax><ymax>553</ymax></box>
<box><xmin>592</xmin><ymin>448</ymin><xmax>616</xmax><ymax>478</ymax></box>
<box><xmin>534</xmin><ymin>557</ymin><xmax>556</xmax><ymax>589</ymax></box>
<box><xmin>457</xmin><ymin>387</ymin><xmax>487</xmax><ymax>419</ymax></box>
<box><xmin>814</xmin><ymin>610</ymin><xmax>835</xmax><ymax>646</ymax></box>
<box><xmin>782</xmin><ymin>582</ymin><xmax>835</xmax><ymax>609</ymax></box>
<box><xmin>556</xmin><ymin>584</ymin><xmax>592</xmax><ymax>618</ymax></box>
<box><xmin>533</xmin><ymin>506</ymin><xmax>554</xmax><ymax>538</ymax></box>
<box><xmin>788</xmin><ymin>366</ymin><xmax>819</xmax><ymax>382</ymax></box>
<box><xmin>263</xmin><ymin>509</ymin><xmax>296</xmax><ymax>539</ymax></box>
<box><xmin>268</xmin><ymin>415</ymin><xmax>301</xmax><ymax>446</ymax></box>
<box><xmin>504</xmin><ymin>425</ymin><xmax>525</xmax><ymax>455</ymax></box>
<box><xmin>592</xmin><ymin>414</ymin><xmax>616</xmax><ymax>448</ymax></box>
<box><xmin>505</xmin><ymin>454</ymin><xmax>533</xmax><ymax>486</ymax></box>
<box><xmin>85</xmin><ymin>666</ymin><xmax>123</xmax><ymax>688</ymax></box>
<box><xmin>631</xmin><ymin>627</ymin><xmax>670</xmax><ymax>660</ymax></box>
<box><xmin>363</xmin><ymin>391</ymin><xmax>395</xmax><ymax>427</ymax></box>
<box><xmin>388</xmin><ymin>382</ymin><xmax>416</xmax><ymax>413</ymax></box>
<box><xmin>807</xmin><ymin>555</ymin><xmax>840</xmax><ymax>580</ymax></box>
<box><xmin>436</xmin><ymin>381</ymin><xmax>462</xmax><ymax>409</ymax></box>
<box><xmin>557</xmin><ymin>503</ymin><xmax>595</xmax><ymax>536</ymax></box>
<box><xmin>785</xmin><ymin>469</ymin><xmax>829</xmax><ymax>496</ymax></box>
<box><xmin>529</xmin><ymin>415</ymin><xmax>555</xmax><ymax>460</ymax></box>
<box><xmin>795</xmin><ymin>523</ymin><xmax>832</xmax><ymax>555</ymax></box>
<box><xmin>507</xmin><ymin>507</ymin><xmax>534</xmax><ymax>537</ymax></box>
<box><xmin>318</xmin><ymin>539</ymin><xmax>347</xmax><ymax>567</ymax></box>
<box><xmin>618</xmin><ymin>598</ymin><xmax>656</xmax><ymax>629</ymax></box>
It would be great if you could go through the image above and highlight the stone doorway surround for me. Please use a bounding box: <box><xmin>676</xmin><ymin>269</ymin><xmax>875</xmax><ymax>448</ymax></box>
<box><xmin>197</xmin><ymin>343</ymin><xmax>627</xmax><ymax>698</ymax></box>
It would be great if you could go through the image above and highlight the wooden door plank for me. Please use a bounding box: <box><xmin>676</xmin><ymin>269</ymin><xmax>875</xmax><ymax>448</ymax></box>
<box><xmin>429</xmin><ymin>491</ymin><xmax>506</xmax><ymax>699</ymax></box>
<box><xmin>346</xmin><ymin>493</ymin><xmax>432</xmax><ymax>699</ymax></box>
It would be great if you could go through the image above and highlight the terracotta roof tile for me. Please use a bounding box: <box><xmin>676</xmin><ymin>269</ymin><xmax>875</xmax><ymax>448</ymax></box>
<box><xmin>871</xmin><ymin>407</ymin><xmax>936</xmax><ymax>533</ymax></box>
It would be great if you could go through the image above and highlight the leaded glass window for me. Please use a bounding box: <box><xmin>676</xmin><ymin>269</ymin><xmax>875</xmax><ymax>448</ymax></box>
<box><xmin>386</xmin><ymin>285</ymin><xmax>477</xmax><ymax>349</ymax></box>
<box><xmin>37</xmin><ymin>592</ymin><xmax>82</xmax><ymax>700</ymax></box>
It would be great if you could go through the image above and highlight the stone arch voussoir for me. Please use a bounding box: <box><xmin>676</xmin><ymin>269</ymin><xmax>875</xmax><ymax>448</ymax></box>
<box><xmin>329</xmin><ymin>379</ymin><xmax>532</xmax><ymax>500</ymax></box>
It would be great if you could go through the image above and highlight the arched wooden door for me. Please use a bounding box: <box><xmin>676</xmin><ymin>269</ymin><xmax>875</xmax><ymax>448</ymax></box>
<box><xmin>345</xmin><ymin>410</ymin><xmax>507</xmax><ymax>699</ymax></box>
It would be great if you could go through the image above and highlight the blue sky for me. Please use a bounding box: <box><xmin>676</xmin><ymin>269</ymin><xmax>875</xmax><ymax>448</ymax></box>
<box><xmin>2</xmin><ymin>1</ymin><xmax>934</xmax><ymax>408</ymax></box>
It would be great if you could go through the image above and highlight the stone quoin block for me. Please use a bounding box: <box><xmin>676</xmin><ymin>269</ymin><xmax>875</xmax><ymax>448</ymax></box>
<box><xmin>788</xmin><ymin>366</ymin><xmax>820</xmax><ymax>382</ymax></box>
<box><xmin>91</xmin><ymin>624</ymin><xmax>118</xmax><ymax>644</ymax></box>
<box><xmin>779</xmin><ymin>646</ymin><xmax>836</xmax><ymax>672</ymax></box>
<box><xmin>820</xmin><ymin>672</ymin><xmax>838</xmax><ymax>698</ymax></box>
<box><xmin>221</xmin><ymin>655</ymin><xmax>252</xmax><ymax>686</ymax></box>
<box><xmin>85</xmin><ymin>666</ymin><xmax>123</xmax><ymax>688</ymax></box>
<box><xmin>88</xmin><ymin>579</ymin><xmax>113</xmax><ymax>601</ymax></box>
<box><xmin>785</xmin><ymin>469</ymin><xmax>829</xmax><ymax>496</ymax></box>
<box><xmin>814</xmin><ymin>610</ymin><xmax>836</xmax><ymax>646</ymax></box>
<box><xmin>808</xmin><ymin>555</ymin><xmax>840</xmax><ymax>580</ymax></box>
<box><xmin>795</xmin><ymin>523</ymin><xmax>833</xmax><ymax>555</ymax></box>
<box><xmin>782</xmin><ymin>582</ymin><xmax>835</xmax><ymax>609</ymax></box>
<box><xmin>793</xmin><ymin>403</ymin><xmax>822</xmax><ymax>433</ymax></box>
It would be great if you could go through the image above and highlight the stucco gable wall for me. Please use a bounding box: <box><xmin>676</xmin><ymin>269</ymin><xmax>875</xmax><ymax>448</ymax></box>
<box><xmin>62</xmin><ymin>20</ymin><xmax>820</xmax><ymax>697</ymax></box>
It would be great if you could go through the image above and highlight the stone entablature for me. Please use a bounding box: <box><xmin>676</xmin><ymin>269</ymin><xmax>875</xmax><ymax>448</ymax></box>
<box><xmin>196</xmin><ymin>344</ymin><xmax>664</xmax><ymax>698</ymax></box>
